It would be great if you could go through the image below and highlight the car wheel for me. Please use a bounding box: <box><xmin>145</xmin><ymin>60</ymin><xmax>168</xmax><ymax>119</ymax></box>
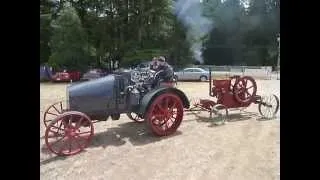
<box><xmin>200</xmin><ymin>76</ymin><xmax>207</xmax><ymax>82</ymax></box>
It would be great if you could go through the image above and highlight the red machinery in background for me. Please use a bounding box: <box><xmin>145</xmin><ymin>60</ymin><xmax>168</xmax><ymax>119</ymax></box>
<box><xmin>51</xmin><ymin>70</ymin><xmax>81</xmax><ymax>82</ymax></box>
<box><xmin>186</xmin><ymin>68</ymin><xmax>280</xmax><ymax>124</ymax></box>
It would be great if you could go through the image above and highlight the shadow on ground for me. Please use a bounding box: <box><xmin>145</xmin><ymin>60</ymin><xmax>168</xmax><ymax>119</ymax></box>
<box><xmin>40</xmin><ymin>110</ymin><xmax>277</xmax><ymax>164</ymax></box>
<box><xmin>40</xmin><ymin>121</ymin><xmax>182</xmax><ymax>164</ymax></box>
<box><xmin>40</xmin><ymin>156</ymin><xmax>68</xmax><ymax>166</ymax></box>
<box><xmin>89</xmin><ymin>122</ymin><xmax>182</xmax><ymax>148</ymax></box>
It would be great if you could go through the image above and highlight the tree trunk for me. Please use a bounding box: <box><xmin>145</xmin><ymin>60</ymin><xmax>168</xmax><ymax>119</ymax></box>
<box><xmin>138</xmin><ymin>0</ymin><xmax>145</xmax><ymax>48</ymax></box>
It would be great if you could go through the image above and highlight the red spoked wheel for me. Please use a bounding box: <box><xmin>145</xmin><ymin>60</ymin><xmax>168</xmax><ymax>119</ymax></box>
<box><xmin>43</xmin><ymin>101</ymin><xmax>67</xmax><ymax>127</ymax></box>
<box><xmin>45</xmin><ymin>111</ymin><xmax>94</xmax><ymax>156</ymax></box>
<box><xmin>126</xmin><ymin>112</ymin><xmax>144</xmax><ymax>123</ymax></box>
<box><xmin>146</xmin><ymin>93</ymin><xmax>184</xmax><ymax>136</ymax></box>
<box><xmin>233</xmin><ymin>76</ymin><xmax>257</xmax><ymax>103</ymax></box>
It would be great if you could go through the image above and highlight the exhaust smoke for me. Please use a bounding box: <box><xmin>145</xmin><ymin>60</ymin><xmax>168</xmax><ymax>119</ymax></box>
<box><xmin>173</xmin><ymin>0</ymin><xmax>214</xmax><ymax>64</ymax></box>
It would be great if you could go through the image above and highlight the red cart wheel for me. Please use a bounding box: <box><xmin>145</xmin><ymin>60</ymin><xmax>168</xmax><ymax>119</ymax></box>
<box><xmin>127</xmin><ymin>112</ymin><xmax>144</xmax><ymax>123</ymax></box>
<box><xmin>45</xmin><ymin>111</ymin><xmax>94</xmax><ymax>156</ymax></box>
<box><xmin>145</xmin><ymin>93</ymin><xmax>184</xmax><ymax>136</ymax></box>
<box><xmin>233</xmin><ymin>76</ymin><xmax>257</xmax><ymax>103</ymax></box>
<box><xmin>43</xmin><ymin>101</ymin><xmax>67</xmax><ymax>127</ymax></box>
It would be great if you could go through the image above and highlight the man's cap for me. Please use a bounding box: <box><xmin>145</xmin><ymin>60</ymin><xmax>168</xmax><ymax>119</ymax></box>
<box><xmin>158</xmin><ymin>56</ymin><xmax>165</xmax><ymax>62</ymax></box>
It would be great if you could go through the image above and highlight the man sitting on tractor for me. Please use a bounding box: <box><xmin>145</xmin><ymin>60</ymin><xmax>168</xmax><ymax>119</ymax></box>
<box><xmin>150</xmin><ymin>57</ymin><xmax>158</xmax><ymax>71</ymax></box>
<box><xmin>151</xmin><ymin>56</ymin><xmax>174</xmax><ymax>88</ymax></box>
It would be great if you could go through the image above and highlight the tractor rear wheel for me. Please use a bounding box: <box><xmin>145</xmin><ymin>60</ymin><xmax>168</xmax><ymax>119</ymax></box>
<box><xmin>145</xmin><ymin>93</ymin><xmax>184</xmax><ymax>136</ymax></box>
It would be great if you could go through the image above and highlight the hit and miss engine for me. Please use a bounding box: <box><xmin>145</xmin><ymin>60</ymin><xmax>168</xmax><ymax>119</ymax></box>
<box><xmin>127</xmin><ymin>69</ymin><xmax>165</xmax><ymax>110</ymax></box>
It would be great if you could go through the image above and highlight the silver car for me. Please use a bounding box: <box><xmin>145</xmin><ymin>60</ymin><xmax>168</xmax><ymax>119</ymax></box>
<box><xmin>174</xmin><ymin>67</ymin><xmax>210</xmax><ymax>81</ymax></box>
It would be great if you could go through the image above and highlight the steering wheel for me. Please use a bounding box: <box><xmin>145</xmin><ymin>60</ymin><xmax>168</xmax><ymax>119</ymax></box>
<box><xmin>153</xmin><ymin>70</ymin><xmax>164</xmax><ymax>80</ymax></box>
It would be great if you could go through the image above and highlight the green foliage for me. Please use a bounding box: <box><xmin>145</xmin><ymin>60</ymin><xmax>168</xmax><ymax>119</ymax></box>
<box><xmin>40</xmin><ymin>16</ymin><xmax>52</xmax><ymax>65</ymax></box>
<box><xmin>202</xmin><ymin>0</ymin><xmax>280</xmax><ymax>66</ymax></box>
<box><xmin>48</xmin><ymin>6</ymin><xmax>91</xmax><ymax>71</ymax></box>
<box><xmin>122</xmin><ymin>49</ymin><xmax>165</xmax><ymax>67</ymax></box>
<box><xmin>40</xmin><ymin>0</ymin><xmax>279</xmax><ymax>68</ymax></box>
<box><xmin>167</xmin><ymin>18</ymin><xmax>194</xmax><ymax>67</ymax></box>
<box><xmin>40</xmin><ymin>0</ymin><xmax>56</xmax><ymax>65</ymax></box>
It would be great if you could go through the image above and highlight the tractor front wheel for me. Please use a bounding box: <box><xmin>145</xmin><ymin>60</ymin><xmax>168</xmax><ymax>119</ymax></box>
<box><xmin>45</xmin><ymin>111</ymin><xmax>94</xmax><ymax>156</ymax></box>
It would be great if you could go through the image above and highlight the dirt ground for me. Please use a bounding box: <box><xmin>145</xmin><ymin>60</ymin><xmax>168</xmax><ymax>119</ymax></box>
<box><xmin>40</xmin><ymin>80</ymin><xmax>280</xmax><ymax>180</ymax></box>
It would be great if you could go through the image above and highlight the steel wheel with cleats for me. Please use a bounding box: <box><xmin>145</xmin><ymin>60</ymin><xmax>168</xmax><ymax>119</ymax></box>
<box><xmin>258</xmin><ymin>94</ymin><xmax>280</xmax><ymax>119</ymax></box>
<box><xmin>43</xmin><ymin>101</ymin><xmax>68</xmax><ymax>127</ymax></box>
<box><xmin>45</xmin><ymin>111</ymin><xmax>94</xmax><ymax>156</ymax></box>
<box><xmin>145</xmin><ymin>93</ymin><xmax>184</xmax><ymax>136</ymax></box>
<box><xmin>210</xmin><ymin>104</ymin><xmax>228</xmax><ymax>125</ymax></box>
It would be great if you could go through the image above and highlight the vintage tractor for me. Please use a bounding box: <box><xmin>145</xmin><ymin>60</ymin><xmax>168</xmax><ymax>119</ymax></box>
<box><xmin>42</xmin><ymin>69</ymin><xmax>189</xmax><ymax>156</ymax></box>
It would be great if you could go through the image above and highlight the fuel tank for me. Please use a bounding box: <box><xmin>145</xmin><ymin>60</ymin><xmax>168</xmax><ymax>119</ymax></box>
<box><xmin>68</xmin><ymin>75</ymin><xmax>116</xmax><ymax>119</ymax></box>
